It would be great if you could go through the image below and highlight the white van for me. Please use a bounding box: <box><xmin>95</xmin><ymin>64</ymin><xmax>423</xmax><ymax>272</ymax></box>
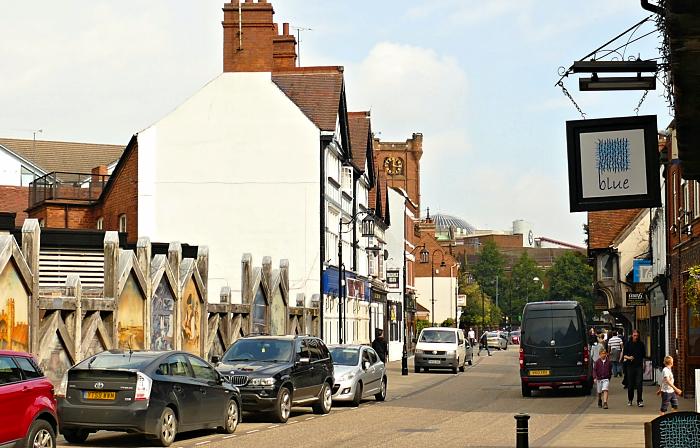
<box><xmin>414</xmin><ymin>327</ymin><xmax>472</xmax><ymax>373</ymax></box>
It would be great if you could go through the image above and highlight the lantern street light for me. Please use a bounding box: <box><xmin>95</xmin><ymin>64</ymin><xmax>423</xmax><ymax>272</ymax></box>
<box><xmin>338</xmin><ymin>208</ymin><xmax>376</xmax><ymax>344</ymax></box>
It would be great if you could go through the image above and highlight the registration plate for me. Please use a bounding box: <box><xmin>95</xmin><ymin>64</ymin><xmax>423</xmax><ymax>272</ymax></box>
<box><xmin>84</xmin><ymin>391</ymin><xmax>116</xmax><ymax>400</ymax></box>
<box><xmin>529</xmin><ymin>369</ymin><xmax>550</xmax><ymax>376</ymax></box>
<box><xmin>428</xmin><ymin>360</ymin><xmax>441</xmax><ymax>365</ymax></box>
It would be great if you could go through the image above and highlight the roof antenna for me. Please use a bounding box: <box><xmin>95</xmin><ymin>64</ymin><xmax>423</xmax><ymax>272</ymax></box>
<box><xmin>291</xmin><ymin>26</ymin><xmax>312</xmax><ymax>67</ymax></box>
<box><xmin>32</xmin><ymin>129</ymin><xmax>42</xmax><ymax>153</ymax></box>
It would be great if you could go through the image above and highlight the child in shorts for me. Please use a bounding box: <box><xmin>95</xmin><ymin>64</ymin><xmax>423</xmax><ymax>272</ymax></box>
<box><xmin>593</xmin><ymin>348</ymin><xmax>612</xmax><ymax>409</ymax></box>
<box><xmin>660</xmin><ymin>355</ymin><xmax>682</xmax><ymax>415</ymax></box>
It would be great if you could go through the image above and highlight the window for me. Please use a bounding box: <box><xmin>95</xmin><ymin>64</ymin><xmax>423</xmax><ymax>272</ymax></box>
<box><xmin>361</xmin><ymin>349</ymin><xmax>371</xmax><ymax>367</ymax></box>
<box><xmin>187</xmin><ymin>355</ymin><xmax>218</xmax><ymax>382</ymax></box>
<box><xmin>683</xmin><ymin>181</ymin><xmax>690</xmax><ymax>225</ymax></box>
<box><xmin>20</xmin><ymin>167</ymin><xmax>35</xmax><ymax>186</ymax></box>
<box><xmin>673</xmin><ymin>172</ymin><xmax>678</xmax><ymax>225</ymax></box>
<box><xmin>0</xmin><ymin>357</ymin><xmax>22</xmax><ymax>385</ymax></box>
<box><xmin>118</xmin><ymin>214</ymin><xmax>127</xmax><ymax>232</ymax></box>
<box><xmin>14</xmin><ymin>357</ymin><xmax>42</xmax><ymax>379</ymax></box>
<box><xmin>252</xmin><ymin>287</ymin><xmax>268</xmax><ymax>334</ymax></box>
<box><xmin>600</xmin><ymin>253</ymin><xmax>615</xmax><ymax>279</ymax></box>
<box><xmin>341</xmin><ymin>166</ymin><xmax>353</xmax><ymax>192</ymax></box>
<box><xmin>367</xmin><ymin>348</ymin><xmax>379</xmax><ymax>365</ymax></box>
<box><xmin>306</xmin><ymin>339</ymin><xmax>322</xmax><ymax>362</ymax></box>
<box><xmin>296</xmin><ymin>339</ymin><xmax>309</xmax><ymax>361</ymax></box>
<box><xmin>96</xmin><ymin>217</ymin><xmax>103</xmax><ymax>230</ymax></box>
<box><xmin>695</xmin><ymin>181</ymin><xmax>700</xmax><ymax>219</ymax></box>
<box><xmin>160</xmin><ymin>354</ymin><xmax>191</xmax><ymax>377</ymax></box>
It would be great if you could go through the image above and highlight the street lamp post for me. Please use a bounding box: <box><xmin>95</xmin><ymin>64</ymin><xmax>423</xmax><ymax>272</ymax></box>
<box><xmin>402</xmin><ymin>243</ymin><xmax>428</xmax><ymax>376</ymax></box>
<box><xmin>429</xmin><ymin>249</ymin><xmax>446</xmax><ymax>327</ymax></box>
<box><xmin>338</xmin><ymin>209</ymin><xmax>376</xmax><ymax>345</ymax></box>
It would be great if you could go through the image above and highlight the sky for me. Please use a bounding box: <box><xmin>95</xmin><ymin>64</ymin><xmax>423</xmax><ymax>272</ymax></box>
<box><xmin>0</xmin><ymin>1</ymin><xmax>672</xmax><ymax>246</ymax></box>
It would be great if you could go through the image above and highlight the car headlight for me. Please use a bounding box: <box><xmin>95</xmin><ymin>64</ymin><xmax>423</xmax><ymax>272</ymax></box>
<box><xmin>249</xmin><ymin>377</ymin><xmax>276</xmax><ymax>386</ymax></box>
<box><xmin>447</xmin><ymin>350</ymin><xmax>457</xmax><ymax>358</ymax></box>
<box><xmin>338</xmin><ymin>371</ymin><xmax>356</xmax><ymax>382</ymax></box>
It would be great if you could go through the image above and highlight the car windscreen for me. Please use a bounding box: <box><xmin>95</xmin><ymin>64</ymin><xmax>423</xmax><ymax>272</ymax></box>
<box><xmin>80</xmin><ymin>353</ymin><xmax>153</xmax><ymax>370</ymax></box>
<box><xmin>523</xmin><ymin>309</ymin><xmax>581</xmax><ymax>348</ymax></box>
<box><xmin>329</xmin><ymin>347</ymin><xmax>359</xmax><ymax>366</ymax></box>
<box><xmin>419</xmin><ymin>330</ymin><xmax>456</xmax><ymax>344</ymax></box>
<box><xmin>222</xmin><ymin>339</ymin><xmax>294</xmax><ymax>363</ymax></box>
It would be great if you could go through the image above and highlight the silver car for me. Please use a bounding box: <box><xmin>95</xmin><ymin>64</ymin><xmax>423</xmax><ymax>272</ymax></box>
<box><xmin>328</xmin><ymin>345</ymin><xmax>387</xmax><ymax>406</ymax></box>
<box><xmin>483</xmin><ymin>331</ymin><xmax>508</xmax><ymax>350</ymax></box>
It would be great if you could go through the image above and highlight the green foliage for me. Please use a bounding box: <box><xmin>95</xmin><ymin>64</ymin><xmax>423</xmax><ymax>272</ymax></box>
<box><xmin>472</xmin><ymin>241</ymin><xmax>505</xmax><ymax>300</ymax></box>
<box><xmin>440</xmin><ymin>318</ymin><xmax>456</xmax><ymax>327</ymax></box>
<box><xmin>416</xmin><ymin>319</ymin><xmax>431</xmax><ymax>334</ymax></box>
<box><xmin>502</xmin><ymin>252</ymin><xmax>545</xmax><ymax>324</ymax></box>
<box><xmin>547</xmin><ymin>251</ymin><xmax>594</xmax><ymax>319</ymax></box>
<box><xmin>684</xmin><ymin>265</ymin><xmax>700</xmax><ymax>315</ymax></box>
<box><xmin>458</xmin><ymin>282</ymin><xmax>500</xmax><ymax>328</ymax></box>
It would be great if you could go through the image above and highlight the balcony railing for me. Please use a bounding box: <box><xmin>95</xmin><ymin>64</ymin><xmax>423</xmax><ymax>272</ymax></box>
<box><xmin>29</xmin><ymin>172</ymin><xmax>109</xmax><ymax>208</ymax></box>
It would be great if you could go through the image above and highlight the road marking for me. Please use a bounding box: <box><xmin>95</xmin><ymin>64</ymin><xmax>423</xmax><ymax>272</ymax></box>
<box><xmin>222</xmin><ymin>435</ymin><xmax>237</xmax><ymax>439</ymax></box>
<box><xmin>195</xmin><ymin>441</ymin><xmax>211</xmax><ymax>446</ymax></box>
<box><xmin>288</xmin><ymin>420</ymin><xmax>298</xmax><ymax>424</ymax></box>
<box><xmin>305</xmin><ymin>416</ymin><xmax>315</xmax><ymax>420</ymax></box>
<box><xmin>246</xmin><ymin>430</ymin><xmax>260</xmax><ymax>434</ymax></box>
<box><xmin>267</xmin><ymin>424</ymin><xmax>280</xmax><ymax>428</ymax></box>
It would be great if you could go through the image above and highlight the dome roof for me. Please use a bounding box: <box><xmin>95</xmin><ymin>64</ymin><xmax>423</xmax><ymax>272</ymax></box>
<box><xmin>432</xmin><ymin>214</ymin><xmax>476</xmax><ymax>235</ymax></box>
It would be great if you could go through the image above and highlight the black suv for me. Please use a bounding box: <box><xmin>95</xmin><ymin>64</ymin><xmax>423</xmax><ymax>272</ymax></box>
<box><xmin>214</xmin><ymin>335</ymin><xmax>334</xmax><ymax>423</ymax></box>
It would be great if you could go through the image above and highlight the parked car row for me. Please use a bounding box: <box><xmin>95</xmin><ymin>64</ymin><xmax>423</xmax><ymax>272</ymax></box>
<box><xmin>0</xmin><ymin>336</ymin><xmax>388</xmax><ymax>448</ymax></box>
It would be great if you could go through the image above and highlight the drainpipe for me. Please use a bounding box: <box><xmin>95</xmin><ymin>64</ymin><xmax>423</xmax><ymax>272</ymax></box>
<box><xmin>640</xmin><ymin>0</ymin><xmax>662</xmax><ymax>15</ymax></box>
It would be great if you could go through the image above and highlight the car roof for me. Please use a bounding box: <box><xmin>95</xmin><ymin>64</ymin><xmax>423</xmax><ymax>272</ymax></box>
<box><xmin>0</xmin><ymin>350</ymin><xmax>32</xmax><ymax>357</ymax></box>
<box><xmin>239</xmin><ymin>335</ymin><xmax>303</xmax><ymax>341</ymax></box>
<box><xmin>421</xmin><ymin>327</ymin><xmax>457</xmax><ymax>331</ymax></box>
<box><xmin>524</xmin><ymin>301</ymin><xmax>579</xmax><ymax>310</ymax></box>
<box><xmin>328</xmin><ymin>344</ymin><xmax>364</xmax><ymax>349</ymax></box>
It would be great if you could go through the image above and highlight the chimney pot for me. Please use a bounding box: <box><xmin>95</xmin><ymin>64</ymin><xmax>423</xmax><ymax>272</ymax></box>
<box><xmin>283</xmin><ymin>22</ymin><xmax>289</xmax><ymax>35</ymax></box>
<box><xmin>274</xmin><ymin>23</ymin><xmax>279</xmax><ymax>34</ymax></box>
<box><xmin>244</xmin><ymin>0</ymin><xmax>252</xmax><ymax>3</ymax></box>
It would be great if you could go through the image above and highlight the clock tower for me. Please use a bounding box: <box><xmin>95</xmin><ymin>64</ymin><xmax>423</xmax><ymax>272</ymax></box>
<box><xmin>373</xmin><ymin>133</ymin><xmax>423</xmax><ymax>212</ymax></box>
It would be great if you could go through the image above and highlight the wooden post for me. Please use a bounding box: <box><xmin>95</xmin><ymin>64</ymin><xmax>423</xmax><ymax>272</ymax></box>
<box><xmin>197</xmin><ymin>246</ymin><xmax>209</xmax><ymax>303</ymax></box>
<box><xmin>241</xmin><ymin>253</ymin><xmax>252</xmax><ymax>304</ymax></box>
<box><xmin>168</xmin><ymin>242</ymin><xmax>182</xmax><ymax>293</ymax></box>
<box><xmin>137</xmin><ymin>237</ymin><xmax>152</xmax><ymax>349</ymax></box>
<box><xmin>21</xmin><ymin>219</ymin><xmax>40</xmax><ymax>354</ymax></box>
<box><xmin>65</xmin><ymin>275</ymin><xmax>82</xmax><ymax>362</ymax></box>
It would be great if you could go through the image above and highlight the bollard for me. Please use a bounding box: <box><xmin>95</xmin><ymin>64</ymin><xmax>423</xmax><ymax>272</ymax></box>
<box><xmin>514</xmin><ymin>413</ymin><xmax>530</xmax><ymax>448</ymax></box>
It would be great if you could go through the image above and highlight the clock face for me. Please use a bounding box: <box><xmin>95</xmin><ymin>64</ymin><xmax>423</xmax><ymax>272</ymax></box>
<box><xmin>528</xmin><ymin>230</ymin><xmax>534</xmax><ymax>246</ymax></box>
<box><xmin>383</xmin><ymin>157</ymin><xmax>404</xmax><ymax>176</ymax></box>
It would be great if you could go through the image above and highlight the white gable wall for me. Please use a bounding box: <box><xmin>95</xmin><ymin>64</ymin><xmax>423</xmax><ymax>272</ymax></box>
<box><xmin>138</xmin><ymin>72</ymin><xmax>321</xmax><ymax>304</ymax></box>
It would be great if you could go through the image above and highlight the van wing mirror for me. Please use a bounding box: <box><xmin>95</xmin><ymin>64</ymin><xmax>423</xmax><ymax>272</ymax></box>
<box><xmin>298</xmin><ymin>357</ymin><xmax>310</xmax><ymax>365</ymax></box>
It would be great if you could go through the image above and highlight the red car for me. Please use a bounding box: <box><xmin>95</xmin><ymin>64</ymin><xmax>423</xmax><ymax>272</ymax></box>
<box><xmin>0</xmin><ymin>351</ymin><xmax>58</xmax><ymax>448</ymax></box>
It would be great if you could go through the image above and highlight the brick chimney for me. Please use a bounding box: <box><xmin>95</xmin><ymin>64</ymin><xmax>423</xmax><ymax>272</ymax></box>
<box><xmin>223</xmin><ymin>0</ymin><xmax>276</xmax><ymax>72</ymax></box>
<box><xmin>273</xmin><ymin>22</ymin><xmax>297</xmax><ymax>70</ymax></box>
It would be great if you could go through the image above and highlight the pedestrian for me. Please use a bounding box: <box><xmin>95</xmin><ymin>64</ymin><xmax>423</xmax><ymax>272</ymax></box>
<box><xmin>372</xmin><ymin>329</ymin><xmax>388</xmax><ymax>363</ymax></box>
<box><xmin>607</xmin><ymin>330</ymin><xmax>624</xmax><ymax>378</ymax></box>
<box><xmin>622</xmin><ymin>329</ymin><xmax>646</xmax><ymax>407</ymax></box>
<box><xmin>478</xmin><ymin>331</ymin><xmax>491</xmax><ymax>356</ymax></box>
<box><xmin>593</xmin><ymin>348</ymin><xmax>612</xmax><ymax>409</ymax></box>
<box><xmin>591</xmin><ymin>335</ymin><xmax>603</xmax><ymax>364</ymax></box>
<box><xmin>659</xmin><ymin>355</ymin><xmax>682</xmax><ymax>415</ymax></box>
<box><xmin>467</xmin><ymin>327</ymin><xmax>476</xmax><ymax>347</ymax></box>
<box><xmin>588</xmin><ymin>327</ymin><xmax>597</xmax><ymax>345</ymax></box>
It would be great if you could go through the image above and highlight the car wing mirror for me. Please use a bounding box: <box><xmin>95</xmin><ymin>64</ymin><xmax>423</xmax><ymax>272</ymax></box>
<box><xmin>211</xmin><ymin>356</ymin><xmax>220</xmax><ymax>365</ymax></box>
<box><xmin>363</xmin><ymin>361</ymin><xmax>371</xmax><ymax>370</ymax></box>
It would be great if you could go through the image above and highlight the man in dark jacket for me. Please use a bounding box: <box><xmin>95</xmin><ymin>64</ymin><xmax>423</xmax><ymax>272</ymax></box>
<box><xmin>622</xmin><ymin>329</ymin><xmax>646</xmax><ymax>407</ymax></box>
<box><xmin>372</xmin><ymin>329</ymin><xmax>388</xmax><ymax>363</ymax></box>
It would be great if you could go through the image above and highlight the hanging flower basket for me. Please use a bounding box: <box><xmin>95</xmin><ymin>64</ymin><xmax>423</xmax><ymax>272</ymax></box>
<box><xmin>684</xmin><ymin>265</ymin><xmax>700</xmax><ymax>316</ymax></box>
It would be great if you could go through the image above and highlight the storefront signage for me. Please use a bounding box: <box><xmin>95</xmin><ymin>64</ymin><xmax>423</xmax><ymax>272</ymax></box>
<box><xmin>457</xmin><ymin>294</ymin><xmax>466</xmax><ymax>306</ymax></box>
<box><xmin>566</xmin><ymin>115</ymin><xmax>660</xmax><ymax>212</ymax></box>
<box><xmin>626</xmin><ymin>292</ymin><xmax>647</xmax><ymax>307</ymax></box>
<box><xmin>386</xmin><ymin>269</ymin><xmax>400</xmax><ymax>288</ymax></box>
<box><xmin>633</xmin><ymin>259</ymin><xmax>653</xmax><ymax>283</ymax></box>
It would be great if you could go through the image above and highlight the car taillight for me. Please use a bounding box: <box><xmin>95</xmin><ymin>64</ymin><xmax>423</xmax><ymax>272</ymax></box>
<box><xmin>55</xmin><ymin>372</ymin><xmax>68</xmax><ymax>398</ymax></box>
<box><xmin>583</xmin><ymin>345</ymin><xmax>589</xmax><ymax>367</ymax></box>
<box><xmin>519</xmin><ymin>348</ymin><xmax>524</xmax><ymax>368</ymax></box>
<box><xmin>135</xmin><ymin>372</ymin><xmax>152</xmax><ymax>401</ymax></box>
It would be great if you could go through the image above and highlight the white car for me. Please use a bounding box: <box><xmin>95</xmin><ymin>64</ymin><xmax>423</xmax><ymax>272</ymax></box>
<box><xmin>482</xmin><ymin>331</ymin><xmax>508</xmax><ymax>350</ymax></box>
<box><xmin>328</xmin><ymin>345</ymin><xmax>387</xmax><ymax>406</ymax></box>
<box><xmin>414</xmin><ymin>327</ymin><xmax>472</xmax><ymax>373</ymax></box>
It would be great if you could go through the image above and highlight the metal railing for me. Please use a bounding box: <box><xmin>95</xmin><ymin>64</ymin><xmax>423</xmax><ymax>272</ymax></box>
<box><xmin>29</xmin><ymin>172</ymin><xmax>109</xmax><ymax>208</ymax></box>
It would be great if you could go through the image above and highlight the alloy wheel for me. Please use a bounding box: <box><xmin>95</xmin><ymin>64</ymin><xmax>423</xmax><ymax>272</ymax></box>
<box><xmin>161</xmin><ymin>410</ymin><xmax>176</xmax><ymax>445</ymax></box>
<box><xmin>323</xmin><ymin>384</ymin><xmax>332</xmax><ymax>409</ymax></box>
<box><xmin>33</xmin><ymin>429</ymin><xmax>53</xmax><ymax>448</ymax></box>
<box><xmin>226</xmin><ymin>401</ymin><xmax>239</xmax><ymax>432</ymax></box>
<box><xmin>280</xmin><ymin>389</ymin><xmax>291</xmax><ymax>420</ymax></box>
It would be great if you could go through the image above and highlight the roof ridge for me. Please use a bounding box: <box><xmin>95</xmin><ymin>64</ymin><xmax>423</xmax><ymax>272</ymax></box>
<box><xmin>272</xmin><ymin>65</ymin><xmax>344</xmax><ymax>74</ymax></box>
<box><xmin>0</xmin><ymin>137</ymin><xmax>123</xmax><ymax>148</ymax></box>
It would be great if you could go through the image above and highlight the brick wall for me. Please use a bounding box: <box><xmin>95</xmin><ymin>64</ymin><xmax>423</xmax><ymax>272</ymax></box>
<box><xmin>0</xmin><ymin>185</ymin><xmax>29</xmax><ymax>225</ymax></box>
<box><xmin>374</xmin><ymin>134</ymin><xmax>423</xmax><ymax>213</ymax></box>
<box><xmin>223</xmin><ymin>0</ymin><xmax>275</xmax><ymax>72</ymax></box>
<box><xmin>96</xmin><ymin>141</ymin><xmax>139</xmax><ymax>243</ymax></box>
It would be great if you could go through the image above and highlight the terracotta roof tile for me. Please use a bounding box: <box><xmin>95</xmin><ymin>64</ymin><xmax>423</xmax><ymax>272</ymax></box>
<box><xmin>272</xmin><ymin>67</ymin><xmax>343</xmax><ymax>132</ymax></box>
<box><xmin>588</xmin><ymin>209</ymin><xmax>644</xmax><ymax>249</ymax></box>
<box><xmin>348</xmin><ymin>111</ymin><xmax>370</xmax><ymax>172</ymax></box>
<box><xmin>0</xmin><ymin>138</ymin><xmax>124</xmax><ymax>174</ymax></box>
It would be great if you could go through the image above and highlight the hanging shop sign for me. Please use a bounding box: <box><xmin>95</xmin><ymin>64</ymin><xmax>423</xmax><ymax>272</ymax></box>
<box><xmin>626</xmin><ymin>292</ymin><xmax>647</xmax><ymax>307</ymax></box>
<box><xmin>633</xmin><ymin>259</ymin><xmax>653</xmax><ymax>283</ymax></box>
<box><xmin>386</xmin><ymin>269</ymin><xmax>400</xmax><ymax>288</ymax></box>
<box><xmin>566</xmin><ymin>115</ymin><xmax>660</xmax><ymax>212</ymax></box>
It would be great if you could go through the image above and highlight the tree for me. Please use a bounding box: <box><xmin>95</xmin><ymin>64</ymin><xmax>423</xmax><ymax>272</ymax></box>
<box><xmin>458</xmin><ymin>282</ymin><xmax>498</xmax><ymax>329</ymax></box>
<box><xmin>472</xmin><ymin>240</ymin><xmax>505</xmax><ymax>300</ymax></box>
<box><xmin>547</xmin><ymin>251</ymin><xmax>594</xmax><ymax>319</ymax></box>
<box><xmin>507</xmin><ymin>251</ymin><xmax>545</xmax><ymax>324</ymax></box>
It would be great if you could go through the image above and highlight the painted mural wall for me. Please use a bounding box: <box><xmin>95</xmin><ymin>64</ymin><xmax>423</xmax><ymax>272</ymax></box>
<box><xmin>181</xmin><ymin>278</ymin><xmax>201</xmax><ymax>354</ymax></box>
<box><xmin>117</xmin><ymin>274</ymin><xmax>145</xmax><ymax>350</ymax></box>
<box><xmin>152</xmin><ymin>278</ymin><xmax>175</xmax><ymax>350</ymax></box>
<box><xmin>270</xmin><ymin>286</ymin><xmax>286</xmax><ymax>335</ymax></box>
<box><xmin>0</xmin><ymin>261</ymin><xmax>29</xmax><ymax>352</ymax></box>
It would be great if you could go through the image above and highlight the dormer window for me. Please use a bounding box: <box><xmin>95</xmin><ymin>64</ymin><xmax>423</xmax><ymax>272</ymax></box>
<box><xmin>118</xmin><ymin>214</ymin><xmax>127</xmax><ymax>232</ymax></box>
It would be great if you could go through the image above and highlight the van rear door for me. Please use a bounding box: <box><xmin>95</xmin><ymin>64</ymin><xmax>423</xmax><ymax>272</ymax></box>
<box><xmin>522</xmin><ymin>308</ymin><xmax>584</xmax><ymax>378</ymax></box>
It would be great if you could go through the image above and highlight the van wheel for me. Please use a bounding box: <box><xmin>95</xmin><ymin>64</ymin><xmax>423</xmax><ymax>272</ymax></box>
<box><xmin>521</xmin><ymin>383</ymin><xmax>532</xmax><ymax>397</ymax></box>
<box><xmin>414</xmin><ymin>365</ymin><xmax>420</xmax><ymax>373</ymax></box>
<box><xmin>62</xmin><ymin>428</ymin><xmax>89</xmax><ymax>444</ymax></box>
